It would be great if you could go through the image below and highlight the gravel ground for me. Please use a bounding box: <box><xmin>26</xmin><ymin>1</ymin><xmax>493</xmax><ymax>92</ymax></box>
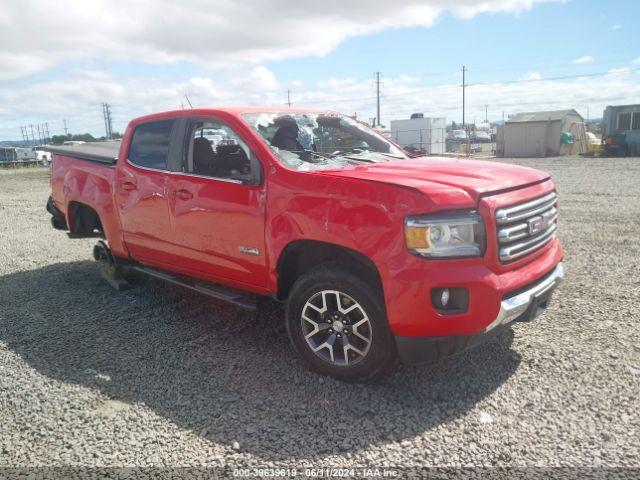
<box><xmin>0</xmin><ymin>157</ymin><xmax>638</xmax><ymax>476</ymax></box>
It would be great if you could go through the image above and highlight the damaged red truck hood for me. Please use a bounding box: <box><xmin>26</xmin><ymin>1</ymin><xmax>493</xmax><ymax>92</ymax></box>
<box><xmin>317</xmin><ymin>156</ymin><xmax>550</xmax><ymax>201</ymax></box>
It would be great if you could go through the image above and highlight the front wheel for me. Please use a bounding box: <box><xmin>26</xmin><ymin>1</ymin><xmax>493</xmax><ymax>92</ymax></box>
<box><xmin>285</xmin><ymin>265</ymin><xmax>396</xmax><ymax>382</ymax></box>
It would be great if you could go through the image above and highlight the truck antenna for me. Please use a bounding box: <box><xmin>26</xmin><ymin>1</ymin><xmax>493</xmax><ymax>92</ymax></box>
<box><xmin>184</xmin><ymin>95</ymin><xmax>193</xmax><ymax>109</ymax></box>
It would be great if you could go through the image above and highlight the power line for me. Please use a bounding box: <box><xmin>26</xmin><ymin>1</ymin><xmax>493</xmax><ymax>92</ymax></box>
<box><xmin>301</xmin><ymin>66</ymin><xmax>640</xmax><ymax>111</ymax></box>
<box><xmin>466</xmin><ymin>68</ymin><xmax>639</xmax><ymax>87</ymax></box>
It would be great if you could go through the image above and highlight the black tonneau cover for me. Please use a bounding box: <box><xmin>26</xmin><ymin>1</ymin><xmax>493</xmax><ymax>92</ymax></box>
<box><xmin>45</xmin><ymin>141</ymin><xmax>121</xmax><ymax>165</ymax></box>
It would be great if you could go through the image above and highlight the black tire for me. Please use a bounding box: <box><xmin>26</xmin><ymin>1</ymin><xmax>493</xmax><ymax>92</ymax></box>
<box><xmin>285</xmin><ymin>263</ymin><xmax>396</xmax><ymax>383</ymax></box>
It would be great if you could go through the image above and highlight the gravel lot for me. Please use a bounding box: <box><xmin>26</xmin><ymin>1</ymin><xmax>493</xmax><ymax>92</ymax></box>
<box><xmin>0</xmin><ymin>157</ymin><xmax>639</xmax><ymax>476</ymax></box>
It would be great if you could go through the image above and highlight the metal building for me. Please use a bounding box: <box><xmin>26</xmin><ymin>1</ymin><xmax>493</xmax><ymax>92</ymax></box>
<box><xmin>499</xmin><ymin>109</ymin><xmax>585</xmax><ymax>157</ymax></box>
<box><xmin>390</xmin><ymin>115</ymin><xmax>446</xmax><ymax>155</ymax></box>
<box><xmin>602</xmin><ymin>104</ymin><xmax>640</xmax><ymax>156</ymax></box>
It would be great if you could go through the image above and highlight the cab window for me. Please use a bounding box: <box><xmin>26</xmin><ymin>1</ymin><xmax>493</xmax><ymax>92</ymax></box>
<box><xmin>129</xmin><ymin>120</ymin><xmax>175</xmax><ymax>170</ymax></box>
<box><xmin>184</xmin><ymin>119</ymin><xmax>262</xmax><ymax>185</ymax></box>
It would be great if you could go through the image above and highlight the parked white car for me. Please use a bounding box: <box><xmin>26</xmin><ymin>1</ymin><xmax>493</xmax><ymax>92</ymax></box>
<box><xmin>35</xmin><ymin>150</ymin><xmax>52</xmax><ymax>167</ymax></box>
<box><xmin>447</xmin><ymin>129</ymin><xmax>467</xmax><ymax>141</ymax></box>
<box><xmin>472</xmin><ymin>131</ymin><xmax>492</xmax><ymax>143</ymax></box>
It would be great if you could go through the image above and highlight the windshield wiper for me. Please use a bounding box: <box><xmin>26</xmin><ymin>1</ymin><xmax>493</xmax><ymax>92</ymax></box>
<box><xmin>376</xmin><ymin>152</ymin><xmax>406</xmax><ymax>159</ymax></box>
<box><xmin>329</xmin><ymin>147</ymin><xmax>367</xmax><ymax>157</ymax></box>
<box><xmin>342</xmin><ymin>156</ymin><xmax>377</xmax><ymax>163</ymax></box>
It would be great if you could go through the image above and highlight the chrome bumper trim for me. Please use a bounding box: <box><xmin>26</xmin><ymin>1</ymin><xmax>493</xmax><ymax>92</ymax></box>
<box><xmin>485</xmin><ymin>262</ymin><xmax>565</xmax><ymax>332</ymax></box>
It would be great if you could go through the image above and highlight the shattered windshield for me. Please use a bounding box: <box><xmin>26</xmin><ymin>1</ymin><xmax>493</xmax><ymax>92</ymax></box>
<box><xmin>242</xmin><ymin>112</ymin><xmax>407</xmax><ymax>171</ymax></box>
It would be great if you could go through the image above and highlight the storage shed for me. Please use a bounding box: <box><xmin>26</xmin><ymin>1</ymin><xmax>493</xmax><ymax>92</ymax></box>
<box><xmin>500</xmin><ymin>109</ymin><xmax>585</xmax><ymax>157</ymax></box>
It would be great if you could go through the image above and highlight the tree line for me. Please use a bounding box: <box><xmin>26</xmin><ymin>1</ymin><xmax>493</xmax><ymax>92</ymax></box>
<box><xmin>50</xmin><ymin>132</ymin><xmax>122</xmax><ymax>145</ymax></box>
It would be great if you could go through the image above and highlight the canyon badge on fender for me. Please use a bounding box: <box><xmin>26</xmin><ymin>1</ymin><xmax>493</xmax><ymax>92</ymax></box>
<box><xmin>238</xmin><ymin>246</ymin><xmax>260</xmax><ymax>256</ymax></box>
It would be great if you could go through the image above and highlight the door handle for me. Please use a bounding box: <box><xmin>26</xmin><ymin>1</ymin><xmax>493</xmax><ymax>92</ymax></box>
<box><xmin>120</xmin><ymin>181</ymin><xmax>137</xmax><ymax>191</ymax></box>
<box><xmin>173</xmin><ymin>189</ymin><xmax>193</xmax><ymax>200</ymax></box>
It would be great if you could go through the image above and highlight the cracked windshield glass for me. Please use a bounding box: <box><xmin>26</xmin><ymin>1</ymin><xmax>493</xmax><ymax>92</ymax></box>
<box><xmin>243</xmin><ymin>112</ymin><xmax>407</xmax><ymax>171</ymax></box>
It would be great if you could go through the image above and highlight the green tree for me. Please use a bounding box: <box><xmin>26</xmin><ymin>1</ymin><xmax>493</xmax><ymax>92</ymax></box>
<box><xmin>50</xmin><ymin>134</ymin><xmax>72</xmax><ymax>145</ymax></box>
<box><xmin>71</xmin><ymin>133</ymin><xmax>97</xmax><ymax>142</ymax></box>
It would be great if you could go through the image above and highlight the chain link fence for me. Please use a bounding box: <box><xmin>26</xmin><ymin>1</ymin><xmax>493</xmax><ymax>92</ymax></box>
<box><xmin>389</xmin><ymin>127</ymin><xmax>496</xmax><ymax>158</ymax></box>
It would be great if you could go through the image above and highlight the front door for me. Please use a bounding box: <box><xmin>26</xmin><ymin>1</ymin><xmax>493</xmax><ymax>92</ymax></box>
<box><xmin>115</xmin><ymin>118</ymin><xmax>176</xmax><ymax>265</ymax></box>
<box><xmin>165</xmin><ymin>117</ymin><xmax>267</xmax><ymax>289</ymax></box>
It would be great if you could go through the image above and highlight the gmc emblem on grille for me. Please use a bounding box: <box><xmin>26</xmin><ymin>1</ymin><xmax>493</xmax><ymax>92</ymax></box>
<box><xmin>528</xmin><ymin>211</ymin><xmax>553</xmax><ymax>235</ymax></box>
<box><xmin>528</xmin><ymin>216</ymin><xmax>543</xmax><ymax>235</ymax></box>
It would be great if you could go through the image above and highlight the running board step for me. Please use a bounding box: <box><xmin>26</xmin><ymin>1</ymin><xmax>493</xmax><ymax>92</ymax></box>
<box><xmin>131</xmin><ymin>266</ymin><xmax>258</xmax><ymax>311</ymax></box>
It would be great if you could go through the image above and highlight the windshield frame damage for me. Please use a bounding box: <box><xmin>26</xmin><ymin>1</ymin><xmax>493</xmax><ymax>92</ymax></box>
<box><xmin>242</xmin><ymin>112</ymin><xmax>407</xmax><ymax>172</ymax></box>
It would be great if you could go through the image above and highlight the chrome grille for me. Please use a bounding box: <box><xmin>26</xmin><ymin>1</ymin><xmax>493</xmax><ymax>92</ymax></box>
<box><xmin>496</xmin><ymin>192</ymin><xmax>558</xmax><ymax>262</ymax></box>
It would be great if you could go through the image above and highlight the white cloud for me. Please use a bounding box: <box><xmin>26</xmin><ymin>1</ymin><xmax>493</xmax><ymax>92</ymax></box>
<box><xmin>249</xmin><ymin>67</ymin><xmax>279</xmax><ymax>91</ymax></box>
<box><xmin>0</xmin><ymin>53</ymin><xmax>55</xmax><ymax>81</ymax></box>
<box><xmin>572</xmin><ymin>55</ymin><xmax>594</xmax><ymax>64</ymax></box>
<box><xmin>3</xmin><ymin>65</ymin><xmax>640</xmax><ymax>140</ymax></box>
<box><xmin>519</xmin><ymin>71</ymin><xmax>542</xmax><ymax>81</ymax></box>
<box><xmin>612</xmin><ymin>24</ymin><xmax>623</xmax><ymax>30</ymax></box>
<box><xmin>632</xmin><ymin>58</ymin><xmax>640</xmax><ymax>66</ymax></box>
<box><xmin>606</xmin><ymin>67</ymin><xmax>631</xmax><ymax>77</ymax></box>
<box><xmin>0</xmin><ymin>0</ymin><xmax>557</xmax><ymax>81</ymax></box>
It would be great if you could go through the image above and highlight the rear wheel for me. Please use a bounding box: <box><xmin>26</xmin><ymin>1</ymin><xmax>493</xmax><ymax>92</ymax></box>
<box><xmin>286</xmin><ymin>265</ymin><xmax>396</xmax><ymax>382</ymax></box>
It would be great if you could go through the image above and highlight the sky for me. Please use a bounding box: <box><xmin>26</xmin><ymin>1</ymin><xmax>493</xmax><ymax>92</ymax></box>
<box><xmin>0</xmin><ymin>0</ymin><xmax>639</xmax><ymax>141</ymax></box>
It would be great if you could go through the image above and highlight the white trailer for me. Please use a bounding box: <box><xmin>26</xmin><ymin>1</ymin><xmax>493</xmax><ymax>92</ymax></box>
<box><xmin>14</xmin><ymin>147</ymin><xmax>37</xmax><ymax>161</ymax></box>
<box><xmin>390</xmin><ymin>116</ymin><xmax>446</xmax><ymax>155</ymax></box>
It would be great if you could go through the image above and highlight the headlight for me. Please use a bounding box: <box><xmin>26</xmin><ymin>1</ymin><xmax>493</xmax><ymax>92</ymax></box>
<box><xmin>404</xmin><ymin>211</ymin><xmax>485</xmax><ymax>258</ymax></box>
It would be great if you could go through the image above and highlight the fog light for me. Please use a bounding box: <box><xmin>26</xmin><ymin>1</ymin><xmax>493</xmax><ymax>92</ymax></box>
<box><xmin>431</xmin><ymin>287</ymin><xmax>469</xmax><ymax>314</ymax></box>
<box><xmin>440</xmin><ymin>288</ymin><xmax>450</xmax><ymax>307</ymax></box>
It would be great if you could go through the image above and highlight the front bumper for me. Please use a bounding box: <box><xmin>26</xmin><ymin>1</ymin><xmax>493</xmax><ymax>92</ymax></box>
<box><xmin>395</xmin><ymin>261</ymin><xmax>565</xmax><ymax>365</ymax></box>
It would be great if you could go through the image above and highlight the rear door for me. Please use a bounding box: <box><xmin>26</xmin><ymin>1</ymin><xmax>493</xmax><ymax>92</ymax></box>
<box><xmin>115</xmin><ymin>118</ymin><xmax>181</xmax><ymax>265</ymax></box>
<box><xmin>164</xmin><ymin>116</ymin><xmax>268</xmax><ymax>290</ymax></box>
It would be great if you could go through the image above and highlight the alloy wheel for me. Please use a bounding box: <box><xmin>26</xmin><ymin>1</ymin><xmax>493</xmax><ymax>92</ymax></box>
<box><xmin>301</xmin><ymin>290</ymin><xmax>372</xmax><ymax>366</ymax></box>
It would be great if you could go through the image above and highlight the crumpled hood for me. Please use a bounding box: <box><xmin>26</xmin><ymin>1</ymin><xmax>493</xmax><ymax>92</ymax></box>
<box><xmin>317</xmin><ymin>156</ymin><xmax>550</xmax><ymax>203</ymax></box>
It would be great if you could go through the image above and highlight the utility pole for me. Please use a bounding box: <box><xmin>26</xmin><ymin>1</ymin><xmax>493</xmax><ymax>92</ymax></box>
<box><xmin>102</xmin><ymin>103</ymin><xmax>113</xmax><ymax>139</ymax></box>
<box><xmin>29</xmin><ymin>124</ymin><xmax>36</xmax><ymax>143</ymax></box>
<box><xmin>36</xmin><ymin>124</ymin><xmax>43</xmax><ymax>145</ymax></box>
<box><xmin>45</xmin><ymin>123</ymin><xmax>50</xmax><ymax>143</ymax></box>
<box><xmin>462</xmin><ymin>65</ymin><xmax>466</xmax><ymax>127</ymax></box>
<box><xmin>107</xmin><ymin>104</ymin><xmax>113</xmax><ymax>139</ymax></box>
<box><xmin>375</xmin><ymin>71</ymin><xmax>381</xmax><ymax>127</ymax></box>
<box><xmin>586</xmin><ymin>106</ymin><xmax>590</xmax><ymax>131</ymax></box>
<box><xmin>286</xmin><ymin>89</ymin><xmax>292</xmax><ymax>107</ymax></box>
<box><xmin>485</xmin><ymin>105</ymin><xmax>488</xmax><ymax>123</ymax></box>
<box><xmin>102</xmin><ymin>104</ymin><xmax>108</xmax><ymax>139</ymax></box>
<box><xmin>63</xmin><ymin>119</ymin><xmax>68</xmax><ymax>136</ymax></box>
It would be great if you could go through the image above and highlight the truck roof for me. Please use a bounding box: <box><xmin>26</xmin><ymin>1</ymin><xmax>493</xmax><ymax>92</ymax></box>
<box><xmin>130</xmin><ymin>106</ymin><xmax>336</xmax><ymax>125</ymax></box>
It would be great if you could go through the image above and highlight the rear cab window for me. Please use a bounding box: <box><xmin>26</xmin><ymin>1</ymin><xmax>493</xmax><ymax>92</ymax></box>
<box><xmin>128</xmin><ymin>119</ymin><xmax>175</xmax><ymax>170</ymax></box>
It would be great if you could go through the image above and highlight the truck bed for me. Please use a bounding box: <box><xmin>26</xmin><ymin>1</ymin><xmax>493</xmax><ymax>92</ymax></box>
<box><xmin>45</xmin><ymin>141</ymin><xmax>121</xmax><ymax>165</ymax></box>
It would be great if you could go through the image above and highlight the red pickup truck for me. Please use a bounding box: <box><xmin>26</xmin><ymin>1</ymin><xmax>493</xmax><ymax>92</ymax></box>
<box><xmin>46</xmin><ymin>108</ymin><xmax>564</xmax><ymax>382</ymax></box>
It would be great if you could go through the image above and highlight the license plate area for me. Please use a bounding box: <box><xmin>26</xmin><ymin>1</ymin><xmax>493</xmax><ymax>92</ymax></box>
<box><xmin>519</xmin><ymin>287</ymin><xmax>554</xmax><ymax>322</ymax></box>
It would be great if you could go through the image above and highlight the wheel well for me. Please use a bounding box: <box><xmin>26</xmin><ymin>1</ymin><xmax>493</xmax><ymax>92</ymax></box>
<box><xmin>68</xmin><ymin>201</ymin><xmax>103</xmax><ymax>236</ymax></box>
<box><xmin>276</xmin><ymin>240</ymin><xmax>384</xmax><ymax>301</ymax></box>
